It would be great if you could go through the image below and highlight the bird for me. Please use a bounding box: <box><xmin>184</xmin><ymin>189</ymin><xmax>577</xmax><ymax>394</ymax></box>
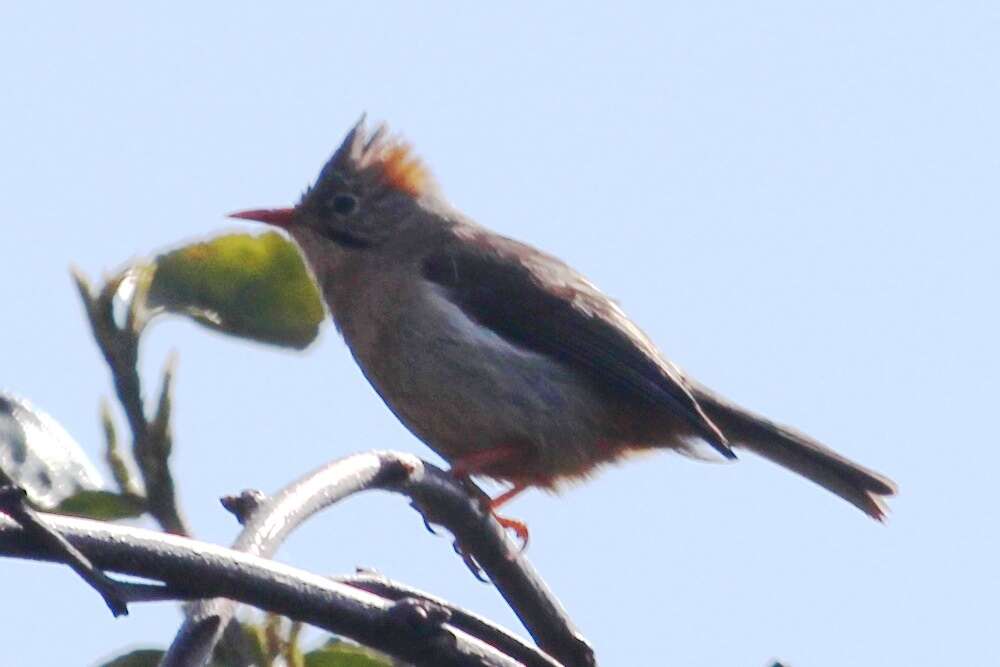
<box><xmin>231</xmin><ymin>117</ymin><xmax>895</xmax><ymax>537</ymax></box>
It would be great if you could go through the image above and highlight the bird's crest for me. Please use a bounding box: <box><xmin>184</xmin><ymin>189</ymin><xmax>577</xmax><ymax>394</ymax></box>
<box><xmin>343</xmin><ymin>116</ymin><xmax>434</xmax><ymax>197</ymax></box>
<box><xmin>371</xmin><ymin>142</ymin><xmax>429</xmax><ymax>197</ymax></box>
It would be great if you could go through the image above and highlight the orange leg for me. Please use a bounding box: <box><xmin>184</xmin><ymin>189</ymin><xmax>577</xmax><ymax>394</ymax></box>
<box><xmin>489</xmin><ymin>483</ymin><xmax>527</xmax><ymax>510</ymax></box>
<box><xmin>450</xmin><ymin>446</ymin><xmax>532</xmax><ymax>546</ymax></box>
<box><xmin>489</xmin><ymin>484</ymin><xmax>529</xmax><ymax>546</ymax></box>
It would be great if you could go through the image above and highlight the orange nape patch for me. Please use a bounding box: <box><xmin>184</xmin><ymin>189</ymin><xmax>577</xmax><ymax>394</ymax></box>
<box><xmin>374</xmin><ymin>143</ymin><xmax>430</xmax><ymax>196</ymax></box>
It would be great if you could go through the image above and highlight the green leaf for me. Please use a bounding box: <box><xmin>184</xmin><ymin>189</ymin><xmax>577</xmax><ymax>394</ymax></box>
<box><xmin>98</xmin><ymin>649</ymin><xmax>164</xmax><ymax>667</ymax></box>
<box><xmin>304</xmin><ymin>640</ymin><xmax>392</xmax><ymax>667</ymax></box>
<box><xmin>55</xmin><ymin>490</ymin><xmax>146</xmax><ymax>520</ymax></box>
<box><xmin>147</xmin><ymin>232</ymin><xmax>324</xmax><ymax>349</ymax></box>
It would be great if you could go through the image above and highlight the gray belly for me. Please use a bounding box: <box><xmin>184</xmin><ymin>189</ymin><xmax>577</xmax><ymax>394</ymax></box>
<box><xmin>345</xmin><ymin>286</ymin><xmax>624</xmax><ymax>482</ymax></box>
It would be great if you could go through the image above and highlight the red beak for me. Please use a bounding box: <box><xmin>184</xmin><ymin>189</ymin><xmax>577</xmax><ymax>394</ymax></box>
<box><xmin>228</xmin><ymin>207</ymin><xmax>297</xmax><ymax>228</ymax></box>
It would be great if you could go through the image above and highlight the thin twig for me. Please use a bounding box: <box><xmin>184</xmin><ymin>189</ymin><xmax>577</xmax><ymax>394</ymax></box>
<box><xmin>0</xmin><ymin>486</ymin><xmax>128</xmax><ymax>616</ymax></box>
<box><xmin>338</xmin><ymin>572</ymin><xmax>563</xmax><ymax>667</ymax></box>
<box><xmin>0</xmin><ymin>511</ymin><xmax>522</xmax><ymax>667</ymax></box>
<box><xmin>101</xmin><ymin>398</ymin><xmax>141</xmax><ymax>497</ymax></box>
<box><xmin>73</xmin><ymin>269</ymin><xmax>189</xmax><ymax>536</ymax></box>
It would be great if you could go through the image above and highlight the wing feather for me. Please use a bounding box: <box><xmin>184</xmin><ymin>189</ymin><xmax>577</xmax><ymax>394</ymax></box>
<box><xmin>421</xmin><ymin>229</ymin><xmax>733</xmax><ymax>457</ymax></box>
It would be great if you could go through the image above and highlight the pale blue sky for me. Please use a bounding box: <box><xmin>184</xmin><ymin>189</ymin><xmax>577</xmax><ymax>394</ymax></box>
<box><xmin>2</xmin><ymin>3</ymin><xmax>997</xmax><ymax>665</ymax></box>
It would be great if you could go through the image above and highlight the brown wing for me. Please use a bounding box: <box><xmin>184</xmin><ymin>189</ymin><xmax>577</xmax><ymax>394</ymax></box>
<box><xmin>421</xmin><ymin>228</ymin><xmax>733</xmax><ymax>458</ymax></box>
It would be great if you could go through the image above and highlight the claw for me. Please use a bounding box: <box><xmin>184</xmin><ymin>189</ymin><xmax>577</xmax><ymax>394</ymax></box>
<box><xmin>495</xmin><ymin>515</ymin><xmax>530</xmax><ymax>550</ymax></box>
<box><xmin>453</xmin><ymin>540</ymin><xmax>489</xmax><ymax>582</ymax></box>
<box><xmin>422</xmin><ymin>515</ymin><xmax>440</xmax><ymax>536</ymax></box>
<box><xmin>449</xmin><ymin>449</ymin><xmax>533</xmax><ymax>550</ymax></box>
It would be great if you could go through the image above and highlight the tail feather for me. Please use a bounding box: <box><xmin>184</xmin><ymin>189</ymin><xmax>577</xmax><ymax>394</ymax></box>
<box><xmin>692</xmin><ymin>385</ymin><xmax>896</xmax><ymax>520</ymax></box>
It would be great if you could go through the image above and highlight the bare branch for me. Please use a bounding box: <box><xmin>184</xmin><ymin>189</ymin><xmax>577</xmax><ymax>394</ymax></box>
<box><xmin>383</xmin><ymin>452</ymin><xmax>596</xmax><ymax>667</ymax></box>
<box><xmin>0</xmin><ymin>511</ymin><xmax>523</xmax><ymax>667</ymax></box>
<box><xmin>163</xmin><ymin>452</ymin><xmax>407</xmax><ymax>667</ymax></box>
<box><xmin>339</xmin><ymin>572</ymin><xmax>563</xmax><ymax>667</ymax></box>
<box><xmin>164</xmin><ymin>451</ymin><xmax>593</xmax><ymax>667</ymax></box>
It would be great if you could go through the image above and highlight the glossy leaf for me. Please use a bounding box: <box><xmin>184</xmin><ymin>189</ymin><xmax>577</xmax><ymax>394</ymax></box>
<box><xmin>147</xmin><ymin>232</ymin><xmax>324</xmax><ymax>349</ymax></box>
<box><xmin>0</xmin><ymin>392</ymin><xmax>103</xmax><ymax>508</ymax></box>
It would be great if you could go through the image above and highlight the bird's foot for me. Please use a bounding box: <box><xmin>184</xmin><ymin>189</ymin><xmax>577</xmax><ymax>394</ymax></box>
<box><xmin>487</xmin><ymin>483</ymin><xmax>530</xmax><ymax>548</ymax></box>
<box><xmin>450</xmin><ymin>449</ymin><xmax>532</xmax><ymax>549</ymax></box>
<box><xmin>492</xmin><ymin>513</ymin><xmax>530</xmax><ymax>548</ymax></box>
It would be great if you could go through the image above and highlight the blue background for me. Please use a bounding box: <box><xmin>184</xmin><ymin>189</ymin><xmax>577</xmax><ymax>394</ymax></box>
<box><xmin>2</xmin><ymin>3</ymin><xmax>996</xmax><ymax>665</ymax></box>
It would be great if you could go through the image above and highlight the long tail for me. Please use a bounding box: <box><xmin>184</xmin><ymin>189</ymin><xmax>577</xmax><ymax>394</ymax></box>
<box><xmin>691</xmin><ymin>384</ymin><xmax>897</xmax><ymax>520</ymax></box>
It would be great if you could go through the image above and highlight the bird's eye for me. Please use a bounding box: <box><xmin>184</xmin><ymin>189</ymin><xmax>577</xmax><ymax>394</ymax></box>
<box><xmin>331</xmin><ymin>193</ymin><xmax>359</xmax><ymax>216</ymax></box>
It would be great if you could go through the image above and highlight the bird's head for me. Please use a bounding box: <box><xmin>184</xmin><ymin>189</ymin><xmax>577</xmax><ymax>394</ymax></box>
<box><xmin>230</xmin><ymin>117</ymin><xmax>442</xmax><ymax>267</ymax></box>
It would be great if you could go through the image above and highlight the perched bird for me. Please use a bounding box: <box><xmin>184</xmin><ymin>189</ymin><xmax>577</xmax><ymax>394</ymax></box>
<box><xmin>232</xmin><ymin>118</ymin><xmax>895</xmax><ymax>536</ymax></box>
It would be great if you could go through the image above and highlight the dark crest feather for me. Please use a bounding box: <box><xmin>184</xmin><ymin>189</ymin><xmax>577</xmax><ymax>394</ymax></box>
<box><xmin>319</xmin><ymin>116</ymin><xmax>434</xmax><ymax>197</ymax></box>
